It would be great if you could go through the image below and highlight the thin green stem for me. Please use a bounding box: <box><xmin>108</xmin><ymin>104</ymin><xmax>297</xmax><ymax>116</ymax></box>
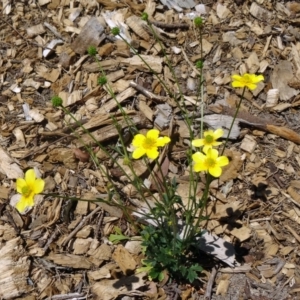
<box><xmin>221</xmin><ymin>87</ymin><xmax>246</xmax><ymax>155</ymax></box>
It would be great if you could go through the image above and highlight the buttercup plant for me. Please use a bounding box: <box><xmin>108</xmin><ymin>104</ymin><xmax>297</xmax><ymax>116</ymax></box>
<box><xmin>13</xmin><ymin>13</ymin><xmax>265</xmax><ymax>285</ymax></box>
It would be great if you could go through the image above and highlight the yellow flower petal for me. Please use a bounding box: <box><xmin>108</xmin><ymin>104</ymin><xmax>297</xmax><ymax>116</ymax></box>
<box><xmin>132</xmin><ymin>134</ymin><xmax>146</xmax><ymax>147</ymax></box>
<box><xmin>249</xmin><ymin>74</ymin><xmax>264</xmax><ymax>83</ymax></box>
<box><xmin>192</xmin><ymin>152</ymin><xmax>207</xmax><ymax>172</ymax></box>
<box><xmin>132</xmin><ymin>147</ymin><xmax>146</xmax><ymax>159</ymax></box>
<box><xmin>213</xmin><ymin>128</ymin><xmax>224</xmax><ymax>139</ymax></box>
<box><xmin>33</xmin><ymin>178</ymin><xmax>45</xmax><ymax>194</ymax></box>
<box><xmin>15</xmin><ymin>195</ymin><xmax>34</xmax><ymax>213</ymax></box>
<box><xmin>208</xmin><ymin>165</ymin><xmax>222</xmax><ymax>177</ymax></box>
<box><xmin>216</xmin><ymin>156</ymin><xmax>229</xmax><ymax>167</ymax></box>
<box><xmin>203</xmin><ymin>130</ymin><xmax>213</xmax><ymax>137</ymax></box>
<box><xmin>202</xmin><ymin>145</ymin><xmax>213</xmax><ymax>153</ymax></box>
<box><xmin>156</xmin><ymin>136</ymin><xmax>171</xmax><ymax>147</ymax></box>
<box><xmin>192</xmin><ymin>152</ymin><xmax>206</xmax><ymax>163</ymax></box>
<box><xmin>25</xmin><ymin>169</ymin><xmax>36</xmax><ymax>186</ymax></box>
<box><xmin>193</xmin><ymin>163</ymin><xmax>207</xmax><ymax>172</ymax></box>
<box><xmin>146</xmin><ymin>129</ymin><xmax>160</xmax><ymax>140</ymax></box>
<box><xmin>16</xmin><ymin>178</ymin><xmax>27</xmax><ymax>194</ymax></box>
<box><xmin>205</xmin><ymin>148</ymin><xmax>219</xmax><ymax>159</ymax></box>
<box><xmin>231</xmin><ymin>74</ymin><xmax>242</xmax><ymax>81</ymax></box>
<box><xmin>192</xmin><ymin>139</ymin><xmax>204</xmax><ymax>147</ymax></box>
<box><xmin>16</xmin><ymin>199</ymin><xmax>27</xmax><ymax>213</ymax></box>
<box><xmin>232</xmin><ymin>82</ymin><xmax>245</xmax><ymax>88</ymax></box>
<box><xmin>146</xmin><ymin>148</ymin><xmax>159</xmax><ymax>159</ymax></box>
<box><xmin>246</xmin><ymin>83</ymin><xmax>258</xmax><ymax>91</ymax></box>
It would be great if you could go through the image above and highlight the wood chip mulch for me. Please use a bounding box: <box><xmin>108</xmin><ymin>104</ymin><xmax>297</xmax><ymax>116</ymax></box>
<box><xmin>1</xmin><ymin>0</ymin><xmax>300</xmax><ymax>299</ymax></box>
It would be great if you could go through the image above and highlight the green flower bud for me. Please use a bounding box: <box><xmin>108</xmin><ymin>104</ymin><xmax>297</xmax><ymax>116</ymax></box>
<box><xmin>194</xmin><ymin>17</ymin><xmax>203</xmax><ymax>27</ymax></box>
<box><xmin>87</xmin><ymin>46</ymin><xmax>97</xmax><ymax>56</ymax></box>
<box><xmin>111</xmin><ymin>27</ymin><xmax>120</xmax><ymax>36</ymax></box>
<box><xmin>196</xmin><ymin>60</ymin><xmax>203</xmax><ymax>69</ymax></box>
<box><xmin>141</xmin><ymin>12</ymin><xmax>148</xmax><ymax>21</ymax></box>
<box><xmin>51</xmin><ymin>96</ymin><xmax>63</xmax><ymax>107</ymax></box>
<box><xmin>98</xmin><ymin>76</ymin><xmax>107</xmax><ymax>86</ymax></box>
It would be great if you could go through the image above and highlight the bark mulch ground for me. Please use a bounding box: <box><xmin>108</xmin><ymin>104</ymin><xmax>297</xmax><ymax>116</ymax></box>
<box><xmin>1</xmin><ymin>0</ymin><xmax>300</xmax><ymax>299</ymax></box>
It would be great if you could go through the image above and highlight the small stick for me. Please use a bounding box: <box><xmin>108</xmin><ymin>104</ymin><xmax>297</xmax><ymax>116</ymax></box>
<box><xmin>43</xmin><ymin>226</ymin><xmax>61</xmax><ymax>252</ymax></box>
<box><xmin>44</xmin><ymin>22</ymin><xmax>64</xmax><ymax>40</ymax></box>
<box><xmin>95</xmin><ymin>208</ymin><xmax>104</xmax><ymax>239</ymax></box>
<box><xmin>149</xmin><ymin>20</ymin><xmax>189</xmax><ymax>30</ymax></box>
<box><xmin>61</xmin><ymin>206</ymin><xmax>102</xmax><ymax>247</ymax></box>
<box><xmin>204</xmin><ymin>266</ymin><xmax>218</xmax><ymax>300</ymax></box>
<box><xmin>272</xmin><ymin>258</ymin><xmax>285</xmax><ymax>275</ymax></box>
<box><xmin>129</xmin><ymin>81</ymin><xmax>167</xmax><ymax>102</ymax></box>
<box><xmin>249</xmin><ymin>217</ymin><xmax>271</xmax><ymax>222</ymax></box>
<box><xmin>181</xmin><ymin>48</ymin><xmax>200</xmax><ymax>76</ymax></box>
<box><xmin>284</xmin><ymin>224</ymin><xmax>300</xmax><ymax>243</ymax></box>
<box><xmin>266</xmin><ymin>221</ymin><xmax>285</xmax><ymax>241</ymax></box>
<box><xmin>44</xmin><ymin>293</ymin><xmax>85</xmax><ymax>300</ymax></box>
<box><xmin>22</xmin><ymin>136</ymin><xmax>72</xmax><ymax>159</ymax></box>
<box><xmin>215</xmin><ymin>105</ymin><xmax>300</xmax><ymax>145</ymax></box>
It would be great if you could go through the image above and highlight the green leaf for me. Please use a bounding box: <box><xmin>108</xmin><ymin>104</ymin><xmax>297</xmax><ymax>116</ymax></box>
<box><xmin>108</xmin><ymin>234</ymin><xmax>130</xmax><ymax>244</ymax></box>
<box><xmin>108</xmin><ymin>227</ymin><xmax>130</xmax><ymax>244</ymax></box>
<box><xmin>157</xmin><ymin>271</ymin><xmax>165</xmax><ymax>282</ymax></box>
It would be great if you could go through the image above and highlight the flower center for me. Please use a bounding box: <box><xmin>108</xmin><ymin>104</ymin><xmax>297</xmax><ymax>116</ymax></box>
<box><xmin>143</xmin><ymin>138</ymin><xmax>156</xmax><ymax>150</ymax></box>
<box><xmin>243</xmin><ymin>75</ymin><xmax>251</xmax><ymax>83</ymax></box>
<box><xmin>21</xmin><ymin>186</ymin><xmax>32</xmax><ymax>197</ymax></box>
<box><xmin>206</xmin><ymin>158</ymin><xmax>216</xmax><ymax>168</ymax></box>
<box><xmin>205</xmin><ymin>135</ymin><xmax>214</xmax><ymax>144</ymax></box>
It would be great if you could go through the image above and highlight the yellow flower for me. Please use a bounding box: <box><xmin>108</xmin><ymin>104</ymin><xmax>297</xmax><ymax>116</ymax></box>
<box><xmin>192</xmin><ymin>148</ymin><xmax>229</xmax><ymax>178</ymax></box>
<box><xmin>132</xmin><ymin>129</ymin><xmax>171</xmax><ymax>159</ymax></box>
<box><xmin>192</xmin><ymin>129</ymin><xmax>224</xmax><ymax>153</ymax></box>
<box><xmin>231</xmin><ymin>73</ymin><xmax>264</xmax><ymax>90</ymax></box>
<box><xmin>16</xmin><ymin>169</ymin><xmax>45</xmax><ymax>213</ymax></box>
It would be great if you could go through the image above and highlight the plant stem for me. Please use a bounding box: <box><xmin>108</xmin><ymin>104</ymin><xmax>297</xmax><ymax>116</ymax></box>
<box><xmin>221</xmin><ymin>87</ymin><xmax>246</xmax><ymax>155</ymax></box>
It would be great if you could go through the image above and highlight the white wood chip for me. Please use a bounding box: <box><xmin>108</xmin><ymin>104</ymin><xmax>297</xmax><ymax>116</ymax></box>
<box><xmin>26</xmin><ymin>24</ymin><xmax>45</xmax><ymax>37</ymax></box>
<box><xmin>29</xmin><ymin>109</ymin><xmax>45</xmax><ymax>123</ymax></box>
<box><xmin>216</xmin><ymin>3</ymin><xmax>231</xmax><ymax>19</ymax></box>
<box><xmin>0</xmin><ymin>146</ymin><xmax>23</xmax><ymax>179</ymax></box>
<box><xmin>38</xmin><ymin>0</ymin><xmax>51</xmax><ymax>5</ymax></box>
<box><xmin>43</xmin><ymin>39</ymin><xmax>64</xmax><ymax>58</ymax></box>
<box><xmin>2</xmin><ymin>0</ymin><xmax>11</xmax><ymax>14</ymax></box>
<box><xmin>121</xmin><ymin>55</ymin><xmax>163</xmax><ymax>73</ymax></box>
<box><xmin>266</xmin><ymin>89</ymin><xmax>279</xmax><ymax>108</ymax></box>
<box><xmin>240</xmin><ymin>135</ymin><xmax>257</xmax><ymax>153</ymax></box>
<box><xmin>250</xmin><ymin>2</ymin><xmax>272</xmax><ymax>21</ymax></box>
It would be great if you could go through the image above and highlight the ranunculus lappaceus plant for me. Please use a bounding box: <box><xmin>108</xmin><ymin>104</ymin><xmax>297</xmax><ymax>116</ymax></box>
<box><xmin>17</xmin><ymin>23</ymin><xmax>265</xmax><ymax>285</ymax></box>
